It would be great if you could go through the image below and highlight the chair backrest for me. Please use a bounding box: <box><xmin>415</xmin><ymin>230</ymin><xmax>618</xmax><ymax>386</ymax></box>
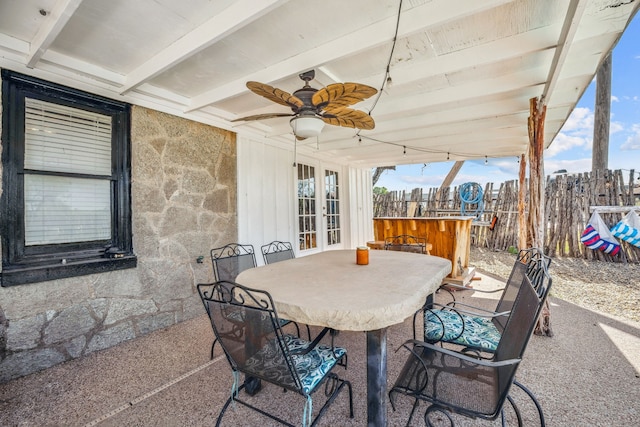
<box><xmin>384</xmin><ymin>234</ymin><xmax>427</xmax><ymax>254</ymax></box>
<box><xmin>493</xmin><ymin>264</ymin><xmax>551</xmax><ymax>401</ymax></box>
<box><xmin>197</xmin><ymin>281</ymin><xmax>304</xmax><ymax>393</ymax></box>
<box><xmin>210</xmin><ymin>243</ymin><xmax>257</xmax><ymax>282</ymax></box>
<box><xmin>261</xmin><ymin>240</ymin><xmax>295</xmax><ymax>265</ymax></box>
<box><xmin>493</xmin><ymin>247</ymin><xmax>551</xmax><ymax>331</ymax></box>
<box><xmin>479</xmin><ymin>271</ymin><xmax>550</xmax><ymax>418</ymax></box>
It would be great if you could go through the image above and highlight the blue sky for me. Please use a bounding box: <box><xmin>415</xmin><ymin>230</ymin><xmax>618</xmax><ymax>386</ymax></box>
<box><xmin>376</xmin><ymin>15</ymin><xmax>640</xmax><ymax>192</ymax></box>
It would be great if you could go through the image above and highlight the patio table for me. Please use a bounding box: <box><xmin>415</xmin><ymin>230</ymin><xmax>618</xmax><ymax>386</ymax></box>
<box><xmin>236</xmin><ymin>249</ymin><xmax>451</xmax><ymax>426</ymax></box>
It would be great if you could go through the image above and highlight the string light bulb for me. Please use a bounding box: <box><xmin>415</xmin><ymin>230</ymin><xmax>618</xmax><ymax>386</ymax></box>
<box><xmin>403</xmin><ymin>146</ymin><xmax>406</xmax><ymax>156</ymax></box>
<box><xmin>485</xmin><ymin>156</ymin><xmax>488</xmax><ymax>165</ymax></box>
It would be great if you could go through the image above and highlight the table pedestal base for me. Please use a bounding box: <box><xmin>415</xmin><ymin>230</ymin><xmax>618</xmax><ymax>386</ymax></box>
<box><xmin>367</xmin><ymin>328</ymin><xmax>387</xmax><ymax>426</ymax></box>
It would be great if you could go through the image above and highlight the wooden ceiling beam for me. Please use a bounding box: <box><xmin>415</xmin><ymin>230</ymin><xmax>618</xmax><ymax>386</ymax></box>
<box><xmin>539</xmin><ymin>0</ymin><xmax>587</xmax><ymax>108</ymax></box>
<box><xmin>120</xmin><ymin>0</ymin><xmax>287</xmax><ymax>94</ymax></box>
<box><xmin>26</xmin><ymin>0</ymin><xmax>84</xmax><ymax>68</ymax></box>
<box><xmin>185</xmin><ymin>0</ymin><xmax>512</xmax><ymax>112</ymax></box>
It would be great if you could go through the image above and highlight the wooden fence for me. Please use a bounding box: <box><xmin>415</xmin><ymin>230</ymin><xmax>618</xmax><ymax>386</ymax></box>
<box><xmin>373</xmin><ymin>169</ymin><xmax>640</xmax><ymax>263</ymax></box>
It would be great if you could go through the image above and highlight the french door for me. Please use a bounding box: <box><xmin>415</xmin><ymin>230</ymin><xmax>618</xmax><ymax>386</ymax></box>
<box><xmin>296</xmin><ymin>162</ymin><xmax>343</xmax><ymax>252</ymax></box>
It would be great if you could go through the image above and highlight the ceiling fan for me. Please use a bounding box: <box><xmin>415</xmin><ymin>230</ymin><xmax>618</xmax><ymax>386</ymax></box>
<box><xmin>232</xmin><ymin>70</ymin><xmax>377</xmax><ymax>139</ymax></box>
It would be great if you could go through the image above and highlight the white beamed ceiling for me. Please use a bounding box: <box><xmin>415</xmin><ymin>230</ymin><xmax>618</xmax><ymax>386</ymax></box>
<box><xmin>1</xmin><ymin>0</ymin><xmax>638</xmax><ymax>167</ymax></box>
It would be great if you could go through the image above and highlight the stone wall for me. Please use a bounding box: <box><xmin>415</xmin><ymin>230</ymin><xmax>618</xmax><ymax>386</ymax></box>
<box><xmin>0</xmin><ymin>105</ymin><xmax>237</xmax><ymax>382</ymax></box>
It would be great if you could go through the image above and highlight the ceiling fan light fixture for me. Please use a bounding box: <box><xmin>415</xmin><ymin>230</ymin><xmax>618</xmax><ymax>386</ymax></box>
<box><xmin>290</xmin><ymin>115</ymin><xmax>325</xmax><ymax>139</ymax></box>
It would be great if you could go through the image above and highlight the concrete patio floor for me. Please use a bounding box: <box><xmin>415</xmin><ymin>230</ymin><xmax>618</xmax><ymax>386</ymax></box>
<box><xmin>1</xmin><ymin>271</ymin><xmax>639</xmax><ymax>426</ymax></box>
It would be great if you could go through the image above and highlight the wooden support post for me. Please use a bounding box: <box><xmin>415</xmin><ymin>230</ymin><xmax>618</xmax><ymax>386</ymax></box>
<box><xmin>518</xmin><ymin>154</ymin><xmax>527</xmax><ymax>250</ymax></box>
<box><xmin>436</xmin><ymin>161</ymin><xmax>465</xmax><ymax>201</ymax></box>
<box><xmin>528</xmin><ymin>97</ymin><xmax>553</xmax><ymax>337</ymax></box>
<box><xmin>592</xmin><ymin>53</ymin><xmax>611</xmax><ymax>173</ymax></box>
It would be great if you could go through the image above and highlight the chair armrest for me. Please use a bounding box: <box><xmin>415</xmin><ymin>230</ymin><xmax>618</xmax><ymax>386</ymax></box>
<box><xmin>400</xmin><ymin>339</ymin><xmax>521</xmax><ymax>368</ymax></box>
<box><xmin>440</xmin><ymin>301</ymin><xmax>510</xmax><ymax>319</ymax></box>
<box><xmin>441</xmin><ymin>283</ymin><xmax>504</xmax><ymax>294</ymax></box>
<box><xmin>288</xmin><ymin>327</ymin><xmax>332</xmax><ymax>355</ymax></box>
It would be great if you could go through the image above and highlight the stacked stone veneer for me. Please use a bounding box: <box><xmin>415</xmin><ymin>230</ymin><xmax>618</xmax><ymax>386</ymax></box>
<box><xmin>0</xmin><ymin>106</ymin><xmax>237</xmax><ymax>382</ymax></box>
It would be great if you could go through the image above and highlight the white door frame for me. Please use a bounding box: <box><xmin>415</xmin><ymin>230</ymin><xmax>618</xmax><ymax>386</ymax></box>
<box><xmin>294</xmin><ymin>156</ymin><xmax>346</xmax><ymax>254</ymax></box>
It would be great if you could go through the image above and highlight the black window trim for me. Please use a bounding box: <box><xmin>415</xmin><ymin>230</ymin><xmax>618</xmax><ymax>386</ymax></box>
<box><xmin>1</xmin><ymin>69</ymin><xmax>136</xmax><ymax>286</ymax></box>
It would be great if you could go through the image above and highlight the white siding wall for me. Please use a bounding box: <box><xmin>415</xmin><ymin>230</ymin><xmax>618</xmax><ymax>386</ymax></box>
<box><xmin>237</xmin><ymin>135</ymin><xmax>374</xmax><ymax>263</ymax></box>
<box><xmin>348</xmin><ymin>166</ymin><xmax>374</xmax><ymax>247</ymax></box>
<box><xmin>237</xmin><ymin>136</ymin><xmax>295</xmax><ymax>265</ymax></box>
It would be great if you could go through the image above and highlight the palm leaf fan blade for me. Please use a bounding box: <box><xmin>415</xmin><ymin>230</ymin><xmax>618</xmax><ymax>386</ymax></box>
<box><xmin>246</xmin><ymin>81</ymin><xmax>304</xmax><ymax>109</ymax></box>
<box><xmin>312</xmin><ymin>83</ymin><xmax>377</xmax><ymax>109</ymax></box>
<box><xmin>323</xmin><ymin>107</ymin><xmax>375</xmax><ymax>130</ymax></box>
<box><xmin>231</xmin><ymin>112</ymin><xmax>294</xmax><ymax>122</ymax></box>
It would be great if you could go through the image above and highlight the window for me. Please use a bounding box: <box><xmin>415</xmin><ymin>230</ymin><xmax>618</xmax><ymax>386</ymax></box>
<box><xmin>1</xmin><ymin>70</ymin><xmax>136</xmax><ymax>286</ymax></box>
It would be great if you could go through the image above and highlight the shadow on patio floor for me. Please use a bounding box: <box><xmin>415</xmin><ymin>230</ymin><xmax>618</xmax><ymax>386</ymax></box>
<box><xmin>1</xmin><ymin>271</ymin><xmax>639</xmax><ymax>426</ymax></box>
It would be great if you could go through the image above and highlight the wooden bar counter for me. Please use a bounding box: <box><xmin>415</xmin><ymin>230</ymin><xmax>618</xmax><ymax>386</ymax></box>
<box><xmin>372</xmin><ymin>216</ymin><xmax>475</xmax><ymax>280</ymax></box>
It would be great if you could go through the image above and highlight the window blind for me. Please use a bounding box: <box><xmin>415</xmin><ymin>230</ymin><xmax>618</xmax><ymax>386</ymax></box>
<box><xmin>25</xmin><ymin>98</ymin><xmax>112</xmax><ymax>175</ymax></box>
<box><xmin>23</xmin><ymin>98</ymin><xmax>112</xmax><ymax>245</ymax></box>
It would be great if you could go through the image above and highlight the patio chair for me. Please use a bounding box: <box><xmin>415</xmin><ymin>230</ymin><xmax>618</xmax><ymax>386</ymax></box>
<box><xmin>416</xmin><ymin>247</ymin><xmax>552</xmax><ymax>355</ymax></box>
<box><xmin>261</xmin><ymin>240</ymin><xmax>295</xmax><ymax>264</ymax></box>
<box><xmin>209</xmin><ymin>243</ymin><xmax>301</xmax><ymax>358</ymax></box>
<box><xmin>197</xmin><ymin>281</ymin><xmax>353</xmax><ymax>427</ymax></box>
<box><xmin>390</xmin><ymin>268</ymin><xmax>546</xmax><ymax>426</ymax></box>
<box><xmin>211</xmin><ymin>243</ymin><xmax>259</xmax><ymax>283</ymax></box>
<box><xmin>384</xmin><ymin>234</ymin><xmax>429</xmax><ymax>254</ymax></box>
<box><xmin>261</xmin><ymin>241</ymin><xmax>312</xmax><ymax>341</ymax></box>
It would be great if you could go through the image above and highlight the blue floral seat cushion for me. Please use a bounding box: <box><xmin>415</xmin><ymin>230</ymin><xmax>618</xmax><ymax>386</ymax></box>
<box><xmin>424</xmin><ymin>310</ymin><xmax>501</xmax><ymax>352</ymax></box>
<box><xmin>245</xmin><ymin>334</ymin><xmax>346</xmax><ymax>395</ymax></box>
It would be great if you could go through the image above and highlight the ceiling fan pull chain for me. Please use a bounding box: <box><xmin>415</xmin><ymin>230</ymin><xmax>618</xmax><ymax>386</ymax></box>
<box><xmin>292</xmin><ymin>133</ymin><xmax>297</xmax><ymax>167</ymax></box>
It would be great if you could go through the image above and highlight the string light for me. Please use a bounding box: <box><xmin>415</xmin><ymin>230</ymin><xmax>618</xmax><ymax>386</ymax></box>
<box><xmin>369</xmin><ymin>0</ymin><xmax>403</xmax><ymax>114</ymax></box>
<box><xmin>358</xmin><ymin>134</ymin><xmax>496</xmax><ymax>160</ymax></box>
<box><xmin>403</xmin><ymin>146</ymin><xmax>406</xmax><ymax>156</ymax></box>
<box><xmin>447</xmin><ymin>152</ymin><xmax>450</xmax><ymax>160</ymax></box>
<box><xmin>485</xmin><ymin>156</ymin><xmax>488</xmax><ymax>165</ymax></box>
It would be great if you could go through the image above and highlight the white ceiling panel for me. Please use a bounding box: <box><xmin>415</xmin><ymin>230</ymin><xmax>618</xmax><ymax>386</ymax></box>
<box><xmin>0</xmin><ymin>0</ymin><xmax>638</xmax><ymax>167</ymax></box>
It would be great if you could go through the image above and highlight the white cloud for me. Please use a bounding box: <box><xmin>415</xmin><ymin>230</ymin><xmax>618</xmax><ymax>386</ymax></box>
<box><xmin>546</xmin><ymin>107</ymin><xmax>595</xmax><ymax>157</ymax></box>
<box><xmin>610</xmin><ymin>121</ymin><xmax>624</xmax><ymax>134</ymax></box>
<box><xmin>546</xmin><ymin>132</ymin><xmax>588</xmax><ymax>157</ymax></box>
<box><xmin>544</xmin><ymin>158</ymin><xmax>592</xmax><ymax>175</ymax></box>
<box><xmin>399</xmin><ymin>174</ymin><xmax>443</xmax><ymax>187</ymax></box>
<box><xmin>560</xmin><ymin>107</ymin><xmax>594</xmax><ymax>134</ymax></box>
<box><xmin>548</xmin><ymin>107</ymin><xmax>624</xmax><ymax>157</ymax></box>
<box><xmin>621</xmin><ymin>124</ymin><xmax>640</xmax><ymax>150</ymax></box>
<box><xmin>612</xmin><ymin>95</ymin><xmax>619</xmax><ymax>102</ymax></box>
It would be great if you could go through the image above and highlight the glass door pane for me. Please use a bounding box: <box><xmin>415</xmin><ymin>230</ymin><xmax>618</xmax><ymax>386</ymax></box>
<box><xmin>324</xmin><ymin>169</ymin><xmax>341</xmax><ymax>246</ymax></box>
<box><xmin>297</xmin><ymin>163</ymin><xmax>317</xmax><ymax>250</ymax></box>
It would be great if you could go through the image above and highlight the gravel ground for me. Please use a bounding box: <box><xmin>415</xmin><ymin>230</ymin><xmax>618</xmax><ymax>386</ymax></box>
<box><xmin>470</xmin><ymin>246</ymin><xmax>640</xmax><ymax>323</ymax></box>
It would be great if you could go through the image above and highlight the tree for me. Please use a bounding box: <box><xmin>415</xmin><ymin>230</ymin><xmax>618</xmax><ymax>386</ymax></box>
<box><xmin>373</xmin><ymin>187</ymin><xmax>388</xmax><ymax>195</ymax></box>
<box><xmin>372</xmin><ymin>166</ymin><xmax>395</xmax><ymax>186</ymax></box>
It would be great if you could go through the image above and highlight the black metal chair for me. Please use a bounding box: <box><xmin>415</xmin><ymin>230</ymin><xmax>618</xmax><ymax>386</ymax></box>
<box><xmin>261</xmin><ymin>241</ymin><xmax>312</xmax><ymax>341</ymax></box>
<box><xmin>209</xmin><ymin>243</ymin><xmax>301</xmax><ymax>358</ymax></box>
<box><xmin>261</xmin><ymin>240</ymin><xmax>295</xmax><ymax>265</ymax></box>
<box><xmin>390</xmin><ymin>267</ymin><xmax>548</xmax><ymax>426</ymax></box>
<box><xmin>198</xmin><ymin>281</ymin><xmax>353</xmax><ymax>427</ymax></box>
<box><xmin>417</xmin><ymin>247</ymin><xmax>552</xmax><ymax>355</ymax></box>
<box><xmin>384</xmin><ymin>234</ymin><xmax>429</xmax><ymax>254</ymax></box>
<box><xmin>211</xmin><ymin>243</ymin><xmax>258</xmax><ymax>283</ymax></box>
